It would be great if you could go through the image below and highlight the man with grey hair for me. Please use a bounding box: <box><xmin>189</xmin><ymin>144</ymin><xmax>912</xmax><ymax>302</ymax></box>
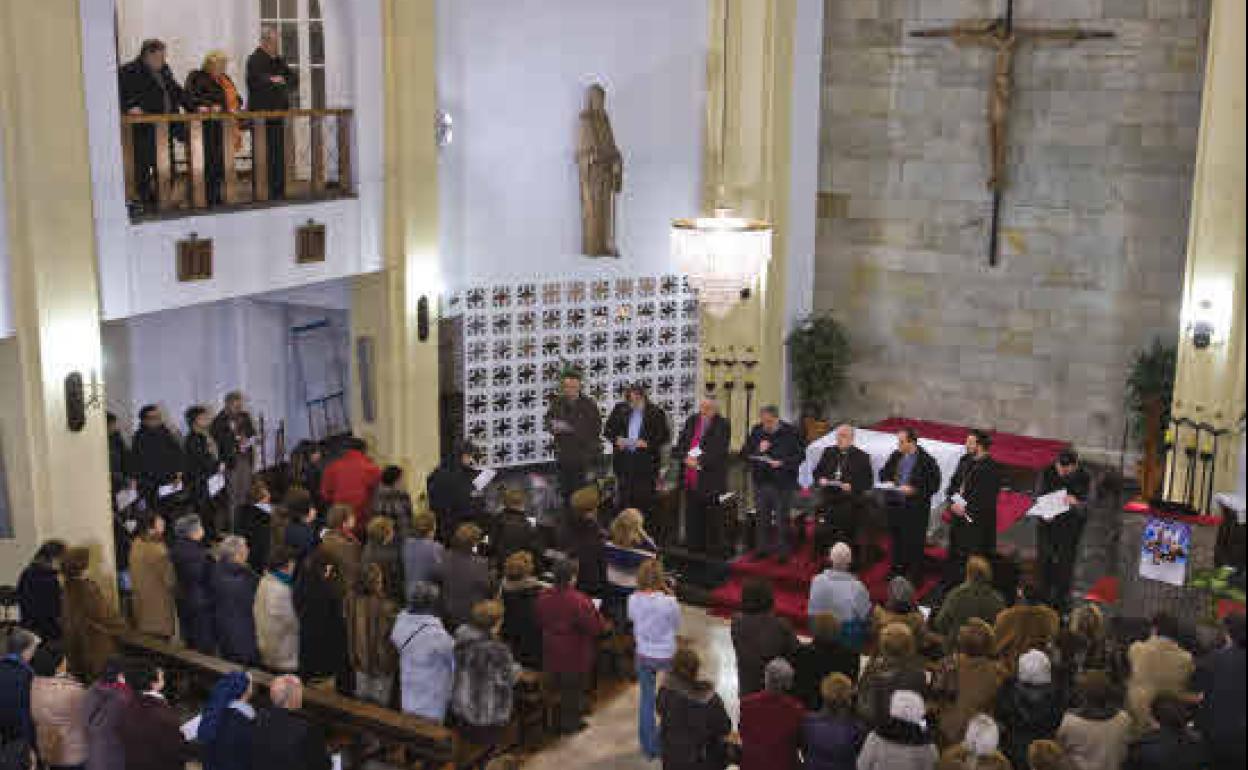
<box><xmin>740</xmin><ymin>405</ymin><xmax>804</xmax><ymax>562</ymax></box>
<box><xmin>807</xmin><ymin>542</ymin><xmax>873</xmax><ymax>650</ymax></box>
<box><xmin>674</xmin><ymin>397</ymin><xmax>732</xmax><ymax>554</ymax></box>
<box><xmin>812</xmin><ymin>423</ymin><xmax>874</xmax><ymax>557</ymax></box>
<box><xmin>738</xmin><ymin>656</ymin><xmax>805</xmax><ymax>769</ymax></box>
<box><xmin>0</xmin><ymin>627</ymin><xmax>41</xmax><ymax>751</ymax></box>
<box><xmin>212</xmin><ymin>535</ymin><xmax>260</xmax><ymax>666</ymax></box>
<box><xmin>254</xmin><ymin>675</ymin><xmax>332</xmax><ymax>769</ymax></box>
<box><xmin>170</xmin><ymin>513</ymin><xmax>217</xmax><ymax>653</ymax></box>
<box><xmin>212</xmin><ymin>390</ymin><xmax>257</xmax><ymax>521</ymax></box>
<box><xmin>246</xmin><ymin>26</ymin><xmax>298</xmax><ymax>199</ymax></box>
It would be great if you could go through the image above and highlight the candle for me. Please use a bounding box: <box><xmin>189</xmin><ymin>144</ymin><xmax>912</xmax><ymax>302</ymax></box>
<box><xmin>1164</xmin><ymin>427</ymin><xmax>1174</xmax><ymax>444</ymax></box>
<box><xmin>1202</xmin><ymin>435</ymin><xmax>1214</xmax><ymax>454</ymax></box>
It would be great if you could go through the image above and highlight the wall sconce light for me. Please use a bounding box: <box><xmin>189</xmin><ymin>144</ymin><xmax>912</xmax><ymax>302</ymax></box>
<box><xmin>435</xmin><ymin>109</ymin><xmax>454</xmax><ymax>148</ymax></box>
<box><xmin>1184</xmin><ymin>280</ymin><xmax>1233</xmax><ymax>351</ymax></box>
<box><xmin>417</xmin><ymin>296</ymin><xmax>431</xmax><ymax>341</ymax></box>
<box><xmin>65</xmin><ymin>370</ymin><xmax>104</xmax><ymax>432</ymax></box>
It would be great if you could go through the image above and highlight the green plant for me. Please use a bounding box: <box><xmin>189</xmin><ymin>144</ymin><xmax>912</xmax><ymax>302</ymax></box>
<box><xmin>1125</xmin><ymin>338</ymin><xmax>1177</xmax><ymax>456</ymax></box>
<box><xmin>785</xmin><ymin>313</ymin><xmax>852</xmax><ymax>418</ymax></box>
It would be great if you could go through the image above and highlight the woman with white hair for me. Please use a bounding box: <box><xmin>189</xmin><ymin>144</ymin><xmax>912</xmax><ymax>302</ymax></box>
<box><xmin>185</xmin><ymin>49</ymin><xmax>242</xmax><ymax>206</ymax></box>
<box><xmin>939</xmin><ymin>713</ymin><xmax>1013</xmax><ymax>769</ymax></box>
<box><xmin>211</xmin><ymin>535</ymin><xmax>260</xmax><ymax>665</ymax></box>
<box><xmin>857</xmin><ymin>689</ymin><xmax>938</xmax><ymax>770</ymax></box>
<box><xmin>739</xmin><ymin>658</ymin><xmax>805</xmax><ymax>770</ymax></box>
<box><xmin>995</xmin><ymin>649</ymin><xmax>1065</xmax><ymax>769</ymax></box>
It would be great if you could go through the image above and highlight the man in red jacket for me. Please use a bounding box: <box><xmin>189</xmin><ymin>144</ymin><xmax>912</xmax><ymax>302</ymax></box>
<box><xmin>320</xmin><ymin>437</ymin><xmax>382</xmax><ymax>536</ymax></box>
<box><xmin>535</xmin><ymin>558</ymin><xmax>607</xmax><ymax>735</ymax></box>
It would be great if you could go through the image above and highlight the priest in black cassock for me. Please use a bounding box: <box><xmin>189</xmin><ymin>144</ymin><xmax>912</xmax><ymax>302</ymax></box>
<box><xmin>602</xmin><ymin>383</ymin><xmax>670</xmax><ymax>515</ymax></box>
<box><xmin>544</xmin><ymin>370</ymin><xmax>603</xmax><ymax>505</ymax></box>
<box><xmin>131</xmin><ymin>404</ymin><xmax>186</xmax><ymax>508</ymax></box>
<box><xmin>1034</xmin><ymin>449</ymin><xmax>1091</xmax><ymax>611</ymax></box>
<box><xmin>812</xmin><ymin>424</ymin><xmax>874</xmax><ymax>557</ymax></box>
<box><xmin>878</xmin><ymin>427</ymin><xmax>941</xmax><ymax>582</ymax></box>
<box><xmin>944</xmin><ymin>429</ymin><xmax>1001</xmax><ymax>584</ymax></box>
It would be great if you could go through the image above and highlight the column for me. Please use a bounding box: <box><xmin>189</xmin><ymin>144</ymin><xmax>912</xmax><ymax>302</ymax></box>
<box><xmin>1169</xmin><ymin>0</ymin><xmax>1245</xmax><ymax>505</ymax></box>
<box><xmin>0</xmin><ymin>1</ymin><xmax>115</xmax><ymax>585</ymax></box>
<box><xmin>349</xmin><ymin>0</ymin><xmax>442</xmax><ymax>493</ymax></box>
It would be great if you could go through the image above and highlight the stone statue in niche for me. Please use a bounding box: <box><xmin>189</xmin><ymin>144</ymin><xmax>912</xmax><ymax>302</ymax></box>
<box><xmin>577</xmin><ymin>83</ymin><xmax>622</xmax><ymax>257</ymax></box>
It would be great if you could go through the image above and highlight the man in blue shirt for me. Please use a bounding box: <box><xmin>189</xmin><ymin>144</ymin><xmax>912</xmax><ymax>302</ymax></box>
<box><xmin>878</xmin><ymin>427</ymin><xmax>942</xmax><ymax>582</ymax></box>
<box><xmin>603</xmin><ymin>384</ymin><xmax>671</xmax><ymax>517</ymax></box>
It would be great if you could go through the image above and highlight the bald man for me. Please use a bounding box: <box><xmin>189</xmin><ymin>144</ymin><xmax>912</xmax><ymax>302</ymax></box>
<box><xmin>673</xmin><ymin>398</ymin><xmax>732</xmax><ymax>554</ymax></box>
<box><xmin>254</xmin><ymin>675</ymin><xmax>332</xmax><ymax>769</ymax></box>
<box><xmin>812</xmin><ymin>424</ymin><xmax>874</xmax><ymax>557</ymax></box>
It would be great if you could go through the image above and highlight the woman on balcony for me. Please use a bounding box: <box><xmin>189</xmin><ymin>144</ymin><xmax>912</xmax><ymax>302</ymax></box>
<box><xmin>187</xmin><ymin>50</ymin><xmax>242</xmax><ymax>206</ymax></box>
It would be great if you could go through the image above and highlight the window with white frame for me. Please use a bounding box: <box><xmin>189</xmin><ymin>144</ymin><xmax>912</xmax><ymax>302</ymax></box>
<box><xmin>259</xmin><ymin>0</ymin><xmax>326</xmax><ymax>108</ymax></box>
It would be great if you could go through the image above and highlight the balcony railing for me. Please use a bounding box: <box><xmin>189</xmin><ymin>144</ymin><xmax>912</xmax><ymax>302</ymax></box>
<box><xmin>120</xmin><ymin>108</ymin><xmax>354</xmax><ymax>220</ymax></box>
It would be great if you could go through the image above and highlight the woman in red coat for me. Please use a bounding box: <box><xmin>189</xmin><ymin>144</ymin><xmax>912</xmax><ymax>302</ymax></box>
<box><xmin>535</xmin><ymin>557</ymin><xmax>607</xmax><ymax>734</ymax></box>
<box><xmin>320</xmin><ymin>437</ymin><xmax>382</xmax><ymax>535</ymax></box>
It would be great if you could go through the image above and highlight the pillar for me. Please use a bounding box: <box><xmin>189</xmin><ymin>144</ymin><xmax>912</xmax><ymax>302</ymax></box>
<box><xmin>349</xmin><ymin>0</ymin><xmax>442</xmax><ymax>497</ymax></box>
<box><xmin>0</xmin><ymin>0</ymin><xmax>115</xmax><ymax>586</ymax></box>
<box><xmin>1169</xmin><ymin>0</ymin><xmax>1246</xmax><ymax>506</ymax></box>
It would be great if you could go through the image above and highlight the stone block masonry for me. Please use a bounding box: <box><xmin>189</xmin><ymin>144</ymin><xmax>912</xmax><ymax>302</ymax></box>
<box><xmin>814</xmin><ymin>0</ymin><xmax>1209</xmax><ymax>458</ymax></box>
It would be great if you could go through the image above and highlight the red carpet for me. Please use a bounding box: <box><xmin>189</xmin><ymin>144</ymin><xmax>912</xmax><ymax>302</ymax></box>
<box><xmin>869</xmin><ymin>417</ymin><xmax>1068</xmax><ymax>471</ymax></box>
<box><xmin>708</xmin><ymin>490</ymin><xmax>1035</xmax><ymax>630</ymax></box>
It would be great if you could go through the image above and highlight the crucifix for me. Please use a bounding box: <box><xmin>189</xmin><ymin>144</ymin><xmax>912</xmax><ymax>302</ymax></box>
<box><xmin>912</xmin><ymin>0</ymin><xmax>1113</xmax><ymax>267</ymax></box>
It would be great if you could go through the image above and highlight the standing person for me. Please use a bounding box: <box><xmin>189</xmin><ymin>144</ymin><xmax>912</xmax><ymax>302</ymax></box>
<box><xmin>802</xmin><ymin>673</ymin><xmax>867</xmax><ymax>770</ymax></box>
<box><xmin>933</xmin><ymin>556</ymin><xmax>1006</xmax><ymax>640</ymax></box>
<box><xmin>994</xmin><ymin>578</ymin><xmax>1060</xmax><ymax>670</ymax></box>
<box><xmin>253</xmin><ymin>676</ymin><xmax>332</xmax><ymax>770</ymax></box>
<box><xmin>1124</xmin><ymin>692</ymin><xmax>1207</xmax><ymax>770</ymax></box>
<box><xmin>128</xmin><ymin>514</ymin><xmax>177</xmax><ymax>641</ymax></box>
<box><xmin>197</xmin><ymin>671</ymin><xmax>256</xmax><ymax>770</ymax></box>
<box><xmin>107</xmin><ymin>412</ymin><xmax>133</xmax><ymax>496</ymax></box>
<box><xmin>812</xmin><ymin>424</ymin><xmax>874</xmax><ymax>557</ymax></box>
<box><xmin>807</xmin><ymin>542</ymin><xmax>874</xmax><ymax>651</ymax></box>
<box><xmin>254</xmin><ymin>547</ymin><xmax>300</xmax><ymax>674</ymax></box>
<box><xmin>320</xmin><ymin>438</ymin><xmax>381</xmax><ymax>536</ymax></box>
<box><xmin>169</xmin><ymin>514</ymin><xmax>217</xmax><ymax>654</ymax></box>
<box><xmin>234</xmin><ymin>479</ymin><xmax>273</xmax><ymax>574</ymax></box>
<box><xmin>492</xmin><ymin>488</ymin><xmax>542</xmax><ymax>572</ymax></box>
<box><xmin>1125</xmin><ymin>612</ymin><xmax>1194</xmax><ymax>735</ymax></box>
<box><xmin>316</xmin><ymin>505</ymin><xmax>363</xmax><ymax>590</ymax></box>
<box><xmin>672</xmin><ymin>398</ymin><xmax>731</xmax><ymax>555</ymax></box>
<box><xmin>372</xmin><ymin>465</ymin><xmax>415</xmax><ymax>541</ymax></box>
<box><xmin>602</xmin><ymin>383</ymin><xmax>670</xmax><ymax>514</ymax></box>
<box><xmin>544</xmin><ymin>371</ymin><xmax>603</xmax><ymax>506</ymax></box>
<box><xmin>0</xmin><ymin>629</ymin><xmax>40</xmax><ymax>756</ymax></box>
<box><xmin>535</xmin><ymin>558</ymin><xmax>607</xmax><ymax>735</ymax></box>
<box><xmin>293</xmin><ymin>549</ymin><xmax>348</xmax><ymax>692</ymax></box>
<box><xmin>855</xmin><ymin>623</ymin><xmax>927</xmax><ymax>729</ymax></box>
<box><xmin>739</xmin><ymin>658</ymin><xmax>806</xmax><ymax>770</ymax></box>
<box><xmin>426</xmin><ymin>443</ymin><xmax>479</xmax><ymax>541</ymax></box>
<box><xmin>731</xmin><ymin>578</ymin><xmax>799</xmax><ymax>698</ymax></box>
<box><xmin>500</xmin><ymin>551</ymin><xmax>545</xmax><ymax>671</ymax></box>
<box><xmin>560</xmin><ymin>487</ymin><xmax>608</xmax><ymax>600</ymax></box>
<box><xmin>246</xmin><ymin>27</ymin><xmax>298</xmax><ymax>199</ymax></box>
<box><xmin>878</xmin><ymin>428</ymin><xmax>942</xmax><ymax>581</ymax></box>
<box><xmin>402</xmin><ymin>510</ymin><xmax>445</xmax><ymax>599</ymax></box>
<box><xmin>211</xmin><ymin>392</ymin><xmax>258</xmax><ymax>529</ymax></box>
<box><xmin>944</xmin><ymin>430</ymin><xmax>1001</xmax><ymax>584</ymax></box>
<box><xmin>441</xmin><ymin>523</ymin><xmax>494</xmax><ymax>631</ymax></box>
<box><xmin>184</xmin><ymin>51</ymin><xmax>242</xmax><ymax>206</ymax></box>
<box><xmin>793</xmin><ymin>614</ymin><xmax>861</xmax><ymax>710</ymax></box>
<box><xmin>211</xmin><ymin>536</ymin><xmax>260</xmax><ymax>666</ymax></box>
<box><xmin>628</xmin><ymin>559</ymin><xmax>681</xmax><ymax>760</ymax></box>
<box><xmin>29</xmin><ymin>645</ymin><xmax>89</xmax><ymax>770</ymax></box>
<box><xmin>451</xmin><ymin>600</ymin><xmax>522</xmax><ymax>746</ymax></box>
<box><xmin>1192</xmin><ymin>614</ymin><xmax>1246</xmax><ymax>770</ymax></box>
<box><xmin>60</xmin><ymin>549</ymin><xmax>122</xmax><ymax>683</ymax></box>
<box><xmin>996</xmin><ymin>650</ymin><xmax>1066</xmax><ymax>770</ymax></box>
<box><xmin>855</xmin><ymin>690</ymin><xmax>938</xmax><ymax>770</ymax></box>
<box><xmin>117</xmin><ymin>39</ymin><xmax>192</xmax><ymax>206</ymax></box>
<box><xmin>275</xmin><ymin>489</ymin><xmax>319</xmax><ymax>563</ymax></box>
<box><xmin>184</xmin><ymin>406</ymin><xmax>224</xmax><ymax>532</ymax></box>
<box><xmin>345</xmin><ymin>564</ymin><xmax>399</xmax><ymax>707</ymax></box>
<box><xmin>391</xmin><ymin>582</ymin><xmax>456</xmax><ymax>723</ymax></box>
<box><xmin>16</xmin><ymin>540</ymin><xmax>65</xmax><ymax>643</ymax></box>
<box><xmin>1056</xmin><ymin>670</ymin><xmax>1131</xmax><ymax>770</ymax></box>
<box><xmin>130</xmin><ymin>405</ymin><xmax>184</xmax><ymax>509</ymax></box>
<box><xmin>116</xmin><ymin>662</ymin><xmax>191</xmax><ymax>770</ymax></box>
<box><xmin>1035</xmin><ymin>450</ymin><xmax>1092</xmax><ymax>612</ymax></box>
<box><xmin>940</xmin><ymin>714</ymin><xmax>1012</xmax><ymax>770</ymax></box>
<box><xmin>362</xmin><ymin>516</ymin><xmax>404</xmax><ymax>603</ymax></box>
<box><xmin>655</xmin><ymin>647</ymin><xmax>733</xmax><ymax>770</ymax></box>
<box><xmin>931</xmin><ymin>619</ymin><xmax>1007</xmax><ymax>746</ymax></box>
<box><xmin>83</xmin><ymin>660</ymin><xmax>131</xmax><ymax>770</ymax></box>
<box><xmin>740</xmin><ymin>406</ymin><xmax>804</xmax><ymax>562</ymax></box>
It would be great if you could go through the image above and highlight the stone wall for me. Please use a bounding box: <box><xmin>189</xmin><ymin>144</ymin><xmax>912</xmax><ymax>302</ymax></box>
<box><xmin>814</xmin><ymin>0</ymin><xmax>1209</xmax><ymax>457</ymax></box>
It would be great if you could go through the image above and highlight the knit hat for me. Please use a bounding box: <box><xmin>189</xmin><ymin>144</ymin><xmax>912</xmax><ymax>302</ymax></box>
<box><xmin>1017</xmin><ymin>649</ymin><xmax>1052</xmax><ymax>686</ymax></box>
<box><xmin>502</xmin><ymin>487</ymin><xmax>527</xmax><ymax>512</ymax></box>
<box><xmin>889</xmin><ymin>689</ymin><xmax>926</xmax><ymax>727</ymax></box>
<box><xmin>964</xmin><ymin>713</ymin><xmax>1000</xmax><ymax>756</ymax></box>
<box><xmin>198</xmin><ymin>671</ymin><xmax>251</xmax><ymax>745</ymax></box>
<box><xmin>570</xmin><ymin>485</ymin><xmax>600</xmax><ymax>514</ymax></box>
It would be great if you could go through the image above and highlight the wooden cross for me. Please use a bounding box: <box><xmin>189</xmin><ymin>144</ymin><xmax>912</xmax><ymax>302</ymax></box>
<box><xmin>911</xmin><ymin>0</ymin><xmax>1114</xmax><ymax>267</ymax></box>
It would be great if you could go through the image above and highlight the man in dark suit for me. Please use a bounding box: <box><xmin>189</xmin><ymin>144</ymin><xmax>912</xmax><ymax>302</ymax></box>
<box><xmin>211</xmin><ymin>390</ymin><xmax>258</xmax><ymax>520</ymax></box>
<box><xmin>253</xmin><ymin>675</ymin><xmax>332</xmax><ymax>770</ymax></box>
<box><xmin>603</xmin><ymin>383</ymin><xmax>671</xmax><ymax>514</ymax></box>
<box><xmin>673</xmin><ymin>398</ymin><xmax>731</xmax><ymax>555</ymax></box>
<box><xmin>1034</xmin><ymin>449</ymin><xmax>1091</xmax><ymax>612</ymax></box>
<box><xmin>878</xmin><ymin>427</ymin><xmax>942</xmax><ymax>582</ymax></box>
<box><xmin>544</xmin><ymin>371</ymin><xmax>603</xmax><ymax>507</ymax></box>
<box><xmin>944</xmin><ymin>429</ymin><xmax>1001</xmax><ymax>585</ymax></box>
<box><xmin>117</xmin><ymin>662</ymin><xmax>194</xmax><ymax>770</ymax></box>
<box><xmin>812</xmin><ymin>423</ymin><xmax>874</xmax><ymax>557</ymax></box>
<box><xmin>246</xmin><ymin>26</ymin><xmax>298</xmax><ymax>199</ymax></box>
<box><xmin>741</xmin><ymin>406</ymin><xmax>804</xmax><ymax>562</ymax></box>
<box><xmin>118</xmin><ymin>39</ymin><xmax>193</xmax><ymax>205</ymax></box>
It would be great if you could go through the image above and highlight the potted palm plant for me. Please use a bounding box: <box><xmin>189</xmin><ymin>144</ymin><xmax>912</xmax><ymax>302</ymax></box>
<box><xmin>1125</xmin><ymin>338</ymin><xmax>1176</xmax><ymax>500</ymax></box>
<box><xmin>785</xmin><ymin>313</ymin><xmax>852</xmax><ymax>442</ymax></box>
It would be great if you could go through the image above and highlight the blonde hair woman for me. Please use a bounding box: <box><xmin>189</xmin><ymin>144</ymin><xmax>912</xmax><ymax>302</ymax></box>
<box><xmin>185</xmin><ymin>49</ymin><xmax>242</xmax><ymax>204</ymax></box>
<box><xmin>609</xmin><ymin>507</ymin><xmax>656</xmax><ymax>551</ymax></box>
<box><xmin>627</xmin><ymin>557</ymin><xmax>681</xmax><ymax>759</ymax></box>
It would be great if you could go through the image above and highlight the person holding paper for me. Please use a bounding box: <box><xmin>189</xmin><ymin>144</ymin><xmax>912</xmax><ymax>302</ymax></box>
<box><xmin>131</xmin><ymin>404</ymin><xmax>185</xmax><ymax>509</ymax></box>
<box><xmin>184</xmin><ymin>405</ymin><xmax>225</xmax><ymax>531</ymax></box>
<box><xmin>427</xmin><ymin>442</ymin><xmax>481</xmax><ymax>542</ymax></box>
<box><xmin>544</xmin><ymin>371</ymin><xmax>604</xmax><ymax>506</ymax></box>
<box><xmin>878</xmin><ymin>428</ymin><xmax>942</xmax><ymax>582</ymax></box>
<box><xmin>673</xmin><ymin>398</ymin><xmax>731</xmax><ymax>554</ymax></box>
<box><xmin>212</xmin><ymin>391</ymin><xmax>258</xmax><ymax>523</ymax></box>
<box><xmin>944</xmin><ymin>430</ymin><xmax>1001</xmax><ymax>586</ymax></box>
<box><xmin>1035</xmin><ymin>449</ymin><xmax>1091</xmax><ymax>612</ymax></box>
<box><xmin>812</xmin><ymin>424</ymin><xmax>874</xmax><ymax>558</ymax></box>
<box><xmin>740</xmin><ymin>406</ymin><xmax>804</xmax><ymax>562</ymax></box>
<box><xmin>602</xmin><ymin>383</ymin><xmax>671</xmax><ymax>515</ymax></box>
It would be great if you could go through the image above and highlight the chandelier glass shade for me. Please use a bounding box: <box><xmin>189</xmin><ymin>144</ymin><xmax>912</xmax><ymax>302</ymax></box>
<box><xmin>671</xmin><ymin>210</ymin><xmax>772</xmax><ymax>316</ymax></box>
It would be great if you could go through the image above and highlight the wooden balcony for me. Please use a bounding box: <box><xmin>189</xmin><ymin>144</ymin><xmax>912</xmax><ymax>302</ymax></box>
<box><xmin>120</xmin><ymin>108</ymin><xmax>354</xmax><ymax>221</ymax></box>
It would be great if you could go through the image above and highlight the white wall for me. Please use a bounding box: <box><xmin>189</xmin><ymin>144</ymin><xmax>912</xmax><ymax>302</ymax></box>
<box><xmin>437</xmin><ymin>0</ymin><xmax>709</xmax><ymax>288</ymax></box>
<box><xmin>0</xmin><ymin>123</ymin><xmax>11</xmax><ymax>338</ymax></box>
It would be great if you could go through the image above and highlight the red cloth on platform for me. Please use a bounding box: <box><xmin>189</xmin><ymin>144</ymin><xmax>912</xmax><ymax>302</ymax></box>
<box><xmin>870</xmin><ymin>417</ymin><xmax>1067</xmax><ymax>471</ymax></box>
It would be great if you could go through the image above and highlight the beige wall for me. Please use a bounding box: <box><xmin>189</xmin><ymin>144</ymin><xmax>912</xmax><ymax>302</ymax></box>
<box><xmin>0</xmin><ymin>338</ymin><xmax>36</xmax><ymax>584</ymax></box>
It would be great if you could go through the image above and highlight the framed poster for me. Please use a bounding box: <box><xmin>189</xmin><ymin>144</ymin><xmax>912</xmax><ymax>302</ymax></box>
<box><xmin>1138</xmin><ymin>516</ymin><xmax>1191</xmax><ymax>587</ymax></box>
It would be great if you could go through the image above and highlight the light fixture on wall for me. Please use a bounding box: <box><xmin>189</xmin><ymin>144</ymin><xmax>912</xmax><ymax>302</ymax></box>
<box><xmin>435</xmin><ymin>109</ymin><xmax>454</xmax><ymax>148</ymax></box>
<box><xmin>1184</xmin><ymin>279</ymin><xmax>1233</xmax><ymax>350</ymax></box>
<box><xmin>670</xmin><ymin>0</ymin><xmax>772</xmax><ymax>317</ymax></box>
<box><xmin>65</xmin><ymin>370</ymin><xmax>105</xmax><ymax>432</ymax></box>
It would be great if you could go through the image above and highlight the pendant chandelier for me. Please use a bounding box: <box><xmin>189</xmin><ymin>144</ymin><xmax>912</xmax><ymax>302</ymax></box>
<box><xmin>671</xmin><ymin>0</ymin><xmax>772</xmax><ymax>317</ymax></box>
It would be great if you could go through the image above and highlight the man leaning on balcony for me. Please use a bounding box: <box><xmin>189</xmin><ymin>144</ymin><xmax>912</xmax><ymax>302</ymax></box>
<box><xmin>119</xmin><ymin>39</ymin><xmax>196</xmax><ymax>208</ymax></box>
<box><xmin>247</xmin><ymin>26</ymin><xmax>298</xmax><ymax>201</ymax></box>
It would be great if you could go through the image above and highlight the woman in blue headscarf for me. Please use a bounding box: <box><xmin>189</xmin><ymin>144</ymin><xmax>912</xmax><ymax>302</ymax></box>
<box><xmin>197</xmin><ymin>671</ymin><xmax>255</xmax><ymax>770</ymax></box>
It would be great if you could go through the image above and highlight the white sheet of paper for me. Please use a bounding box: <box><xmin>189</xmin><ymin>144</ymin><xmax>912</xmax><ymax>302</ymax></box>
<box><xmin>158</xmin><ymin>480</ymin><xmax>182</xmax><ymax>499</ymax></box>
<box><xmin>592</xmin><ymin>597</ymin><xmax>603</xmax><ymax>610</ymax></box>
<box><xmin>919</xmin><ymin>605</ymin><xmax>932</xmax><ymax>620</ymax></box>
<box><xmin>331</xmin><ymin>755</ymin><xmax>343</xmax><ymax>770</ymax></box>
<box><xmin>115</xmin><ymin>488</ymin><xmax>138</xmax><ymax>510</ymax></box>
<box><xmin>472</xmin><ymin>468</ymin><xmax>496</xmax><ymax>492</ymax></box>
<box><xmin>207</xmin><ymin>473</ymin><xmax>226</xmax><ymax>497</ymax></box>
<box><xmin>688</xmin><ymin>446</ymin><xmax>703</xmax><ymax>459</ymax></box>
<box><xmin>181</xmin><ymin>714</ymin><xmax>201</xmax><ymax>741</ymax></box>
<box><xmin>875</xmin><ymin>481</ymin><xmax>897</xmax><ymax>490</ymax></box>
<box><xmin>950</xmin><ymin>493</ymin><xmax>967</xmax><ymax>508</ymax></box>
<box><xmin>602</xmin><ymin>439</ymin><xmax>614</xmax><ymax>456</ymax></box>
<box><xmin>1027</xmin><ymin>489</ymin><xmax>1070</xmax><ymax>521</ymax></box>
